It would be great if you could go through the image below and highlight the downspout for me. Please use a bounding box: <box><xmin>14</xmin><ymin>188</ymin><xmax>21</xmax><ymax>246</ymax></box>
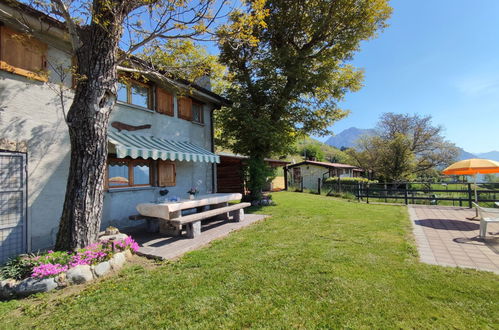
<box><xmin>210</xmin><ymin>108</ymin><xmax>217</xmax><ymax>193</ymax></box>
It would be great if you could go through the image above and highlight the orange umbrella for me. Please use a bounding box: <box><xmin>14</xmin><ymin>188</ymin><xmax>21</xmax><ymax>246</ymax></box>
<box><xmin>443</xmin><ymin>159</ymin><xmax>499</xmax><ymax>216</ymax></box>
<box><xmin>442</xmin><ymin>158</ymin><xmax>499</xmax><ymax>176</ymax></box>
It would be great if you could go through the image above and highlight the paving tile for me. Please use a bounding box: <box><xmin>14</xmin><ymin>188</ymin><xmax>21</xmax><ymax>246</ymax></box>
<box><xmin>408</xmin><ymin>205</ymin><xmax>499</xmax><ymax>275</ymax></box>
<box><xmin>125</xmin><ymin>214</ymin><xmax>269</xmax><ymax>260</ymax></box>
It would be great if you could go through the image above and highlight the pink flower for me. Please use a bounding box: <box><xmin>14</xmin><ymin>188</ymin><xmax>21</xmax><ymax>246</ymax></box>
<box><xmin>31</xmin><ymin>263</ymin><xmax>68</xmax><ymax>278</ymax></box>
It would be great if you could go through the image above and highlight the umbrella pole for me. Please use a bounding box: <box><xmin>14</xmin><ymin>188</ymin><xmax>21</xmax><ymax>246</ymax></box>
<box><xmin>472</xmin><ymin>174</ymin><xmax>478</xmax><ymax>219</ymax></box>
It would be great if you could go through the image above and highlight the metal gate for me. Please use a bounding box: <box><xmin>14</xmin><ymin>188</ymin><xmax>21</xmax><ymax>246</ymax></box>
<box><xmin>0</xmin><ymin>151</ymin><xmax>27</xmax><ymax>264</ymax></box>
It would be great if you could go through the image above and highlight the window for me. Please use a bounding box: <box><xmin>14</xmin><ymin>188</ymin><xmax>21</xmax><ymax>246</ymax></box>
<box><xmin>107</xmin><ymin>158</ymin><xmax>152</xmax><ymax>188</ymax></box>
<box><xmin>0</xmin><ymin>26</ymin><xmax>48</xmax><ymax>81</ymax></box>
<box><xmin>177</xmin><ymin>96</ymin><xmax>192</xmax><ymax>120</ymax></box>
<box><xmin>192</xmin><ymin>101</ymin><xmax>204</xmax><ymax>124</ymax></box>
<box><xmin>117</xmin><ymin>80</ymin><xmax>151</xmax><ymax>109</ymax></box>
<box><xmin>156</xmin><ymin>87</ymin><xmax>174</xmax><ymax>116</ymax></box>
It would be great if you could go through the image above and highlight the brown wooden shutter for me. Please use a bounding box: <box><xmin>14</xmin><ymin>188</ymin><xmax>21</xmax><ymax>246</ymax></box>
<box><xmin>156</xmin><ymin>88</ymin><xmax>173</xmax><ymax>116</ymax></box>
<box><xmin>0</xmin><ymin>26</ymin><xmax>47</xmax><ymax>81</ymax></box>
<box><xmin>158</xmin><ymin>161</ymin><xmax>176</xmax><ymax>186</ymax></box>
<box><xmin>177</xmin><ymin>96</ymin><xmax>192</xmax><ymax>120</ymax></box>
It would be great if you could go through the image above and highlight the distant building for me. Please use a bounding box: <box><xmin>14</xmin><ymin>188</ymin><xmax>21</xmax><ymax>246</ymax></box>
<box><xmin>286</xmin><ymin>160</ymin><xmax>364</xmax><ymax>190</ymax></box>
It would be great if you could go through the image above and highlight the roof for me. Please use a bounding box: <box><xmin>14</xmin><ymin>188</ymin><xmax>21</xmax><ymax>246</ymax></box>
<box><xmin>218</xmin><ymin>152</ymin><xmax>290</xmax><ymax>165</ymax></box>
<box><xmin>109</xmin><ymin>131</ymin><xmax>219</xmax><ymax>163</ymax></box>
<box><xmin>0</xmin><ymin>0</ymin><xmax>228</xmax><ymax>105</ymax></box>
<box><xmin>0</xmin><ymin>0</ymin><xmax>67</xmax><ymax>30</ymax></box>
<box><xmin>287</xmin><ymin>160</ymin><xmax>358</xmax><ymax>169</ymax></box>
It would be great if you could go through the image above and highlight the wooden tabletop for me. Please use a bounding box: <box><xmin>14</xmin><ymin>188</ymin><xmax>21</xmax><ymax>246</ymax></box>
<box><xmin>136</xmin><ymin>193</ymin><xmax>243</xmax><ymax>220</ymax></box>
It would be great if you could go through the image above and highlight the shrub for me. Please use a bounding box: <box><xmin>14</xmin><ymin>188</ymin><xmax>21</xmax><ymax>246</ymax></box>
<box><xmin>325</xmin><ymin>176</ymin><xmax>378</xmax><ymax>184</ymax></box>
<box><xmin>0</xmin><ymin>254</ymin><xmax>40</xmax><ymax>281</ymax></box>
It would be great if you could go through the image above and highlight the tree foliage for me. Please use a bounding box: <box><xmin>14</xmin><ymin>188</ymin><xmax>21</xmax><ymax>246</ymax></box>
<box><xmin>140</xmin><ymin>39</ymin><xmax>228</xmax><ymax>94</ymax></box>
<box><xmin>348</xmin><ymin>113</ymin><xmax>460</xmax><ymax>182</ymax></box>
<box><xmin>216</xmin><ymin>0</ymin><xmax>391</xmax><ymax>198</ymax></box>
<box><xmin>300</xmin><ymin>144</ymin><xmax>325</xmax><ymax>161</ymax></box>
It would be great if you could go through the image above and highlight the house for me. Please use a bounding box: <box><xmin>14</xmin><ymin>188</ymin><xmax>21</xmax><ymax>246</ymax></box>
<box><xmin>216</xmin><ymin>153</ymin><xmax>290</xmax><ymax>194</ymax></box>
<box><xmin>286</xmin><ymin>160</ymin><xmax>364</xmax><ymax>190</ymax></box>
<box><xmin>0</xmin><ymin>2</ymin><xmax>225</xmax><ymax>262</ymax></box>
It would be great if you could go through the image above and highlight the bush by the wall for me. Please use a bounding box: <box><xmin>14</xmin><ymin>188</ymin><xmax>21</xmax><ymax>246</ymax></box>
<box><xmin>324</xmin><ymin>176</ymin><xmax>378</xmax><ymax>184</ymax></box>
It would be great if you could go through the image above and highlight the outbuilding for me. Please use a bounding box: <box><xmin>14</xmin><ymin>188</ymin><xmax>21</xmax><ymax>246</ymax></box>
<box><xmin>286</xmin><ymin>160</ymin><xmax>364</xmax><ymax>190</ymax></box>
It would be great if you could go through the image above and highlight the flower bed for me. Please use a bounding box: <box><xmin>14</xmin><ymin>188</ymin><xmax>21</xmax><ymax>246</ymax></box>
<box><xmin>0</xmin><ymin>234</ymin><xmax>139</xmax><ymax>299</ymax></box>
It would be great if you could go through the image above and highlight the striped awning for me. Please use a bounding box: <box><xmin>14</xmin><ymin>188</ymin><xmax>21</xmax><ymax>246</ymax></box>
<box><xmin>108</xmin><ymin>131</ymin><xmax>220</xmax><ymax>163</ymax></box>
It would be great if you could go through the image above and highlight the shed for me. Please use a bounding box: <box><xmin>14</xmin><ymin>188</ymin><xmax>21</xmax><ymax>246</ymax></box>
<box><xmin>286</xmin><ymin>160</ymin><xmax>364</xmax><ymax>190</ymax></box>
<box><xmin>217</xmin><ymin>153</ymin><xmax>290</xmax><ymax>194</ymax></box>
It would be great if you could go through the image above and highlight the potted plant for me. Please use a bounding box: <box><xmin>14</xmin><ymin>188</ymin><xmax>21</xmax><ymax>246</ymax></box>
<box><xmin>187</xmin><ymin>187</ymin><xmax>199</xmax><ymax>200</ymax></box>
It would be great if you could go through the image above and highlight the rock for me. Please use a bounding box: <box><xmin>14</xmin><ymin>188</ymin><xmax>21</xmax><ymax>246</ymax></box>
<box><xmin>98</xmin><ymin>233</ymin><xmax>128</xmax><ymax>242</ymax></box>
<box><xmin>14</xmin><ymin>278</ymin><xmax>58</xmax><ymax>297</ymax></box>
<box><xmin>251</xmin><ymin>200</ymin><xmax>260</xmax><ymax>207</ymax></box>
<box><xmin>0</xmin><ymin>279</ymin><xmax>18</xmax><ymax>299</ymax></box>
<box><xmin>55</xmin><ymin>272</ymin><xmax>68</xmax><ymax>288</ymax></box>
<box><xmin>124</xmin><ymin>249</ymin><xmax>133</xmax><ymax>260</ymax></box>
<box><xmin>109</xmin><ymin>252</ymin><xmax>126</xmax><ymax>270</ymax></box>
<box><xmin>67</xmin><ymin>265</ymin><xmax>94</xmax><ymax>285</ymax></box>
<box><xmin>93</xmin><ymin>261</ymin><xmax>111</xmax><ymax>277</ymax></box>
<box><xmin>105</xmin><ymin>226</ymin><xmax>120</xmax><ymax>235</ymax></box>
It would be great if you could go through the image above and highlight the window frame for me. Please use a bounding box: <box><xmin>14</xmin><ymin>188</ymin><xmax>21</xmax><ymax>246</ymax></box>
<box><xmin>117</xmin><ymin>79</ymin><xmax>153</xmax><ymax>110</ymax></box>
<box><xmin>191</xmin><ymin>100</ymin><xmax>204</xmax><ymax>124</ymax></box>
<box><xmin>107</xmin><ymin>157</ymin><xmax>153</xmax><ymax>189</ymax></box>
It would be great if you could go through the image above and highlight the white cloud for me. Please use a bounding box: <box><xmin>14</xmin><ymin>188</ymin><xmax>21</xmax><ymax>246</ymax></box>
<box><xmin>455</xmin><ymin>75</ymin><xmax>499</xmax><ymax>97</ymax></box>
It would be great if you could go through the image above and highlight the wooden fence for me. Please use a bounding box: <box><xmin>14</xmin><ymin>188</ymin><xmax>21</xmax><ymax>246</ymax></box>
<box><xmin>317</xmin><ymin>181</ymin><xmax>499</xmax><ymax>207</ymax></box>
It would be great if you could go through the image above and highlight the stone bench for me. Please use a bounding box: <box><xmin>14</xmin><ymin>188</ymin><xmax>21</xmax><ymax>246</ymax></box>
<box><xmin>169</xmin><ymin>202</ymin><xmax>251</xmax><ymax>238</ymax></box>
<box><xmin>130</xmin><ymin>202</ymin><xmax>251</xmax><ymax>238</ymax></box>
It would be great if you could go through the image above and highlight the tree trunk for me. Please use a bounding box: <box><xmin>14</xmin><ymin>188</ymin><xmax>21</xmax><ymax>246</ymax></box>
<box><xmin>55</xmin><ymin>20</ymin><xmax>123</xmax><ymax>250</ymax></box>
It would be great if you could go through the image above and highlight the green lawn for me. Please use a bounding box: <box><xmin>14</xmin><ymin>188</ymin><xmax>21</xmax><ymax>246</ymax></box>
<box><xmin>1</xmin><ymin>192</ymin><xmax>498</xmax><ymax>328</ymax></box>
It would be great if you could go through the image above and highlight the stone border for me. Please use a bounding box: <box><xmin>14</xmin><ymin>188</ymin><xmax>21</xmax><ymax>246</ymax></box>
<box><xmin>0</xmin><ymin>234</ymin><xmax>134</xmax><ymax>300</ymax></box>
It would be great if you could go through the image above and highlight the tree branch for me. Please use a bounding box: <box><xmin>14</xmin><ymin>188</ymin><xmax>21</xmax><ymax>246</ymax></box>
<box><xmin>50</xmin><ymin>0</ymin><xmax>81</xmax><ymax>50</ymax></box>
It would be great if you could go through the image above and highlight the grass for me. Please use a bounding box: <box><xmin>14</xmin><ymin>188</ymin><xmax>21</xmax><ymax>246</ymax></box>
<box><xmin>1</xmin><ymin>192</ymin><xmax>498</xmax><ymax>328</ymax></box>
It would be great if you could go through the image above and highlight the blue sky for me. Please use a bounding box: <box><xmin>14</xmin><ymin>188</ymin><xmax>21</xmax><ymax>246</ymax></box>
<box><xmin>320</xmin><ymin>0</ymin><xmax>499</xmax><ymax>153</ymax></box>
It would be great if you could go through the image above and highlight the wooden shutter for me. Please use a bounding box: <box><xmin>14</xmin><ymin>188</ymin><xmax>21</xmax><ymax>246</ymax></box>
<box><xmin>156</xmin><ymin>88</ymin><xmax>174</xmax><ymax>116</ymax></box>
<box><xmin>0</xmin><ymin>26</ymin><xmax>47</xmax><ymax>81</ymax></box>
<box><xmin>158</xmin><ymin>161</ymin><xmax>176</xmax><ymax>186</ymax></box>
<box><xmin>177</xmin><ymin>96</ymin><xmax>192</xmax><ymax>120</ymax></box>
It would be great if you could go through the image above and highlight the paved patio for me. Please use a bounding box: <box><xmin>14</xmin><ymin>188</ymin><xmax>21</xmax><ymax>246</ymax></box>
<box><xmin>125</xmin><ymin>214</ymin><xmax>268</xmax><ymax>260</ymax></box>
<box><xmin>408</xmin><ymin>205</ymin><xmax>499</xmax><ymax>274</ymax></box>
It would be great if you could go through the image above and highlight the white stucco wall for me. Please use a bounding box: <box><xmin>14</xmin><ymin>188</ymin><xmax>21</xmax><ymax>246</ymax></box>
<box><xmin>294</xmin><ymin>165</ymin><xmax>329</xmax><ymax>190</ymax></box>
<box><xmin>0</xmin><ymin>30</ymin><xmax>218</xmax><ymax>250</ymax></box>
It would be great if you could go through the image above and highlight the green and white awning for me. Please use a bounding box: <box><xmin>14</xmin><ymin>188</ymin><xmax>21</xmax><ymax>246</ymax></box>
<box><xmin>108</xmin><ymin>131</ymin><xmax>220</xmax><ymax>163</ymax></box>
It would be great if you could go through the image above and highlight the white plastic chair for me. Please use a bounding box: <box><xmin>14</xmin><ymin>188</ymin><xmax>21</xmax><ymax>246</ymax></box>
<box><xmin>473</xmin><ymin>202</ymin><xmax>499</xmax><ymax>238</ymax></box>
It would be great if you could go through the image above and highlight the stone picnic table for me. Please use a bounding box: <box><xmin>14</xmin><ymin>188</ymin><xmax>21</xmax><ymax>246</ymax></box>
<box><xmin>135</xmin><ymin>193</ymin><xmax>246</xmax><ymax>237</ymax></box>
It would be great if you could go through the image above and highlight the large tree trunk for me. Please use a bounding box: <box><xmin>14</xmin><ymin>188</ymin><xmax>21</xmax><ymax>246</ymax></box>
<box><xmin>55</xmin><ymin>17</ymin><xmax>124</xmax><ymax>251</ymax></box>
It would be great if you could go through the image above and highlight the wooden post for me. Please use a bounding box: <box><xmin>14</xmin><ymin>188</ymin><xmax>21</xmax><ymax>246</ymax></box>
<box><xmin>404</xmin><ymin>183</ymin><xmax>408</xmax><ymax>205</ymax></box>
<box><xmin>468</xmin><ymin>183</ymin><xmax>473</xmax><ymax>209</ymax></box>
<box><xmin>357</xmin><ymin>183</ymin><xmax>361</xmax><ymax>202</ymax></box>
<box><xmin>318</xmin><ymin>178</ymin><xmax>321</xmax><ymax>195</ymax></box>
<box><xmin>366</xmin><ymin>184</ymin><xmax>370</xmax><ymax>204</ymax></box>
<box><xmin>284</xmin><ymin>166</ymin><xmax>288</xmax><ymax>191</ymax></box>
<box><xmin>300</xmin><ymin>179</ymin><xmax>304</xmax><ymax>192</ymax></box>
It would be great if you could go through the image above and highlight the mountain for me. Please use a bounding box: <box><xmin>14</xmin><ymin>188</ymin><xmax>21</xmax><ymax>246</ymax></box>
<box><xmin>475</xmin><ymin>151</ymin><xmax>499</xmax><ymax>161</ymax></box>
<box><xmin>457</xmin><ymin>148</ymin><xmax>477</xmax><ymax>161</ymax></box>
<box><xmin>325</xmin><ymin>127</ymin><xmax>375</xmax><ymax>149</ymax></box>
<box><xmin>325</xmin><ymin>127</ymin><xmax>498</xmax><ymax>163</ymax></box>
